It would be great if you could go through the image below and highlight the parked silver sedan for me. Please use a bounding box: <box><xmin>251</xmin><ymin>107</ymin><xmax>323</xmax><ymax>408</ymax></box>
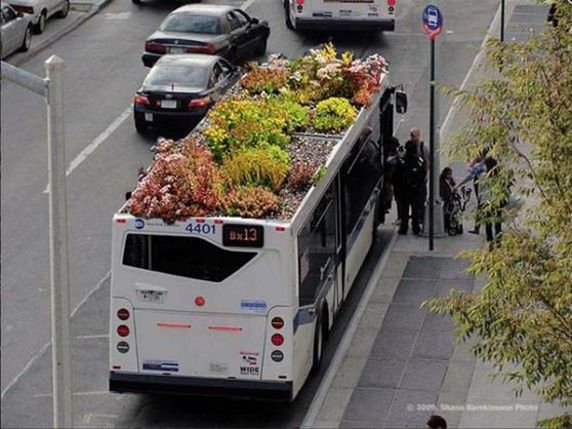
<box><xmin>1</xmin><ymin>2</ymin><xmax>32</xmax><ymax>59</ymax></box>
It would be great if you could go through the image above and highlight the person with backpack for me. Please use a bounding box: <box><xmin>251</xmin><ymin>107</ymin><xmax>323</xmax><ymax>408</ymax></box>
<box><xmin>393</xmin><ymin>140</ymin><xmax>426</xmax><ymax>235</ymax></box>
<box><xmin>406</xmin><ymin>128</ymin><xmax>429</xmax><ymax>231</ymax></box>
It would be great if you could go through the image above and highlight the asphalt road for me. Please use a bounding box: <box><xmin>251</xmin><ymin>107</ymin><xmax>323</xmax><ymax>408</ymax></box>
<box><xmin>1</xmin><ymin>0</ymin><xmax>498</xmax><ymax>426</ymax></box>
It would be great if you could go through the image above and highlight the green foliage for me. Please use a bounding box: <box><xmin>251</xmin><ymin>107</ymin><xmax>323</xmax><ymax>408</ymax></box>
<box><xmin>313</xmin><ymin>97</ymin><xmax>357</xmax><ymax>133</ymax></box>
<box><xmin>240</xmin><ymin>64</ymin><xmax>289</xmax><ymax>95</ymax></box>
<box><xmin>221</xmin><ymin>144</ymin><xmax>290</xmax><ymax>192</ymax></box>
<box><xmin>313</xmin><ymin>164</ymin><xmax>327</xmax><ymax>185</ymax></box>
<box><xmin>222</xmin><ymin>186</ymin><xmax>281</xmax><ymax>218</ymax></box>
<box><xmin>204</xmin><ymin>98</ymin><xmax>290</xmax><ymax>161</ymax></box>
<box><xmin>426</xmin><ymin>3</ymin><xmax>572</xmax><ymax>426</ymax></box>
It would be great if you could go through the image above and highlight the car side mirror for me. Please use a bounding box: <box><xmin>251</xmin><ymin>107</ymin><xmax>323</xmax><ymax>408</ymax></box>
<box><xmin>17</xmin><ymin>11</ymin><xmax>24</xmax><ymax>18</ymax></box>
<box><xmin>395</xmin><ymin>88</ymin><xmax>407</xmax><ymax>114</ymax></box>
<box><xmin>250</xmin><ymin>17</ymin><xmax>259</xmax><ymax>24</ymax></box>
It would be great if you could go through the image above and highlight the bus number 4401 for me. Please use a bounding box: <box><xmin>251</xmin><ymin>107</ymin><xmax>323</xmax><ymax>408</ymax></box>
<box><xmin>186</xmin><ymin>223</ymin><xmax>216</xmax><ymax>235</ymax></box>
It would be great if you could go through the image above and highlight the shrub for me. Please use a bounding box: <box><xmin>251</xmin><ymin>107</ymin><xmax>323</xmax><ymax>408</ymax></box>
<box><xmin>288</xmin><ymin>161</ymin><xmax>317</xmax><ymax>191</ymax></box>
<box><xmin>241</xmin><ymin>65</ymin><xmax>289</xmax><ymax>94</ymax></box>
<box><xmin>204</xmin><ymin>98</ymin><xmax>289</xmax><ymax>161</ymax></box>
<box><xmin>222</xmin><ymin>186</ymin><xmax>281</xmax><ymax>218</ymax></box>
<box><xmin>312</xmin><ymin>97</ymin><xmax>358</xmax><ymax>133</ymax></box>
<box><xmin>130</xmin><ymin>137</ymin><xmax>222</xmax><ymax>223</ymax></box>
<box><xmin>269</xmin><ymin>95</ymin><xmax>310</xmax><ymax>133</ymax></box>
<box><xmin>222</xmin><ymin>145</ymin><xmax>290</xmax><ymax>192</ymax></box>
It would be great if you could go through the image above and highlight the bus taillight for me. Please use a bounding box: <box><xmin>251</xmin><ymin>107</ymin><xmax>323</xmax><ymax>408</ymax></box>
<box><xmin>117</xmin><ymin>325</ymin><xmax>130</xmax><ymax>337</ymax></box>
<box><xmin>117</xmin><ymin>308</ymin><xmax>130</xmax><ymax>320</ymax></box>
<box><xmin>271</xmin><ymin>333</ymin><xmax>284</xmax><ymax>346</ymax></box>
<box><xmin>271</xmin><ymin>317</ymin><xmax>285</xmax><ymax>329</ymax></box>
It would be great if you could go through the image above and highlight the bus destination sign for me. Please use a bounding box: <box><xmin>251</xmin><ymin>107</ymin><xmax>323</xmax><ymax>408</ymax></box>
<box><xmin>223</xmin><ymin>224</ymin><xmax>264</xmax><ymax>248</ymax></box>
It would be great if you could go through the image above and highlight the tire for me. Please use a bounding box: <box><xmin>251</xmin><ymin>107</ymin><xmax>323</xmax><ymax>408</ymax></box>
<box><xmin>311</xmin><ymin>309</ymin><xmax>326</xmax><ymax>373</ymax></box>
<box><xmin>255</xmin><ymin>38</ymin><xmax>267</xmax><ymax>56</ymax></box>
<box><xmin>284</xmin><ymin>1</ymin><xmax>294</xmax><ymax>30</ymax></box>
<box><xmin>33</xmin><ymin>11</ymin><xmax>46</xmax><ymax>34</ymax></box>
<box><xmin>19</xmin><ymin>26</ymin><xmax>32</xmax><ymax>52</ymax></box>
<box><xmin>56</xmin><ymin>0</ymin><xmax>70</xmax><ymax>18</ymax></box>
<box><xmin>134</xmin><ymin>112</ymin><xmax>147</xmax><ymax>134</ymax></box>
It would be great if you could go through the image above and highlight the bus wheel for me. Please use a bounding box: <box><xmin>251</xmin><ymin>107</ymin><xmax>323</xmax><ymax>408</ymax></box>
<box><xmin>285</xmin><ymin>1</ymin><xmax>294</xmax><ymax>30</ymax></box>
<box><xmin>312</xmin><ymin>311</ymin><xmax>326</xmax><ymax>373</ymax></box>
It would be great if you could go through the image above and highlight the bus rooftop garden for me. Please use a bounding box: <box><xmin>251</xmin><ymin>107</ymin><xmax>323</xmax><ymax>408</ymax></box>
<box><xmin>110</xmin><ymin>44</ymin><xmax>406</xmax><ymax>400</ymax></box>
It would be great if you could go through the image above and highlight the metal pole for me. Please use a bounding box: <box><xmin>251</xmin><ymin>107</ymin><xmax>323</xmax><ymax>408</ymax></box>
<box><xmin>500</xmin><ymin>0</ymin><xmax>505</xmax><ymax>41</ymax></box>
<box><xmin>45</xmin><ymin>55</ymin><xmax>73</xmax><ymax>429</ymax></box>
<box><xmin>429</xmin><ymin>38</ymin><xmax>436</xmax><ymax>251</ymax></box>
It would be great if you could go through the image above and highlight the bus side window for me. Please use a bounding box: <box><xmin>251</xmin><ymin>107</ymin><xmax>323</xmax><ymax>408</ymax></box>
<box><xmin>297</xmin><ymin>185</ymin><xmax>336</xmax><ymax>306</ymax></box>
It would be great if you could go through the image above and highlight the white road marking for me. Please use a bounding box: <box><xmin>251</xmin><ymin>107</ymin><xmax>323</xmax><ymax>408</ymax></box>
<box><xmin>104</xmin><ymin>12</ymin><xmax>132</xmax><ymax>20</ymax></box>
<box><xmin>33</xmin><ymin>390</ymin><xmax>111</xmax><ymax>398</ymax></box>
<box><xmin>241</xmin><ymin>0</ymin><xmax>256</xmax><ymax>10</ymax></box>
<box><xmin>300</xmin><ymin>232</ymin><xmax>398</xmax><ymax>429</ymax></box>
<box><xmin>1</xmin><ymin>271</ymin><xmax>111</xmax><ymax>400</ymax></box>
<box><xmin>43</xmin><ymin>107</ymin><xmax>132</xmax><ymax>194</ymax></box>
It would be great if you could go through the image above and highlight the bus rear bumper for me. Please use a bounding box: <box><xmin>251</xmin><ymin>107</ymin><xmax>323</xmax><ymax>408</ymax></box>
<box><xmin>296</xmin><ymin>17</ymin><xmax>395</xmax><ymax>31</ymax></box>
<box><xmin>109</xmin><ymin>372</ymin><xmax>293</xmax><ymax>401</ymax></box>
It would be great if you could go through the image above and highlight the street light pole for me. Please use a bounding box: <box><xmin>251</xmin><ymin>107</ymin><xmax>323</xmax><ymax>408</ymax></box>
<box><xmin>45</xmin><ymin>55</ymin><xmax>73</xmax><ymax>429</ymax></box>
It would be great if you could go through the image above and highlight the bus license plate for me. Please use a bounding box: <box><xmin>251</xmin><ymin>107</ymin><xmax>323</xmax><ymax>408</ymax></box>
<box><xmin>136</xmin><ymin>290</ymin><xmax>166</xmax><ymax>304</ymax></box>
<box><xmin>161</xmin><ymin>100</ymin><xmax>177</xmax><ymax>109</ymax></box>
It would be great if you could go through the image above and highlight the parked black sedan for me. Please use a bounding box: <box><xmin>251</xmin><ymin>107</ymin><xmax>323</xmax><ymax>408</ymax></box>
<box><xmin>133</xmin><ymin>54</ymin><xmax>241</xmax><ymax>134</ymax></box>
<box><xmin>142</xmin><ymin>4</ymin><xmax>270</xmax><ymax>68</ymax></box>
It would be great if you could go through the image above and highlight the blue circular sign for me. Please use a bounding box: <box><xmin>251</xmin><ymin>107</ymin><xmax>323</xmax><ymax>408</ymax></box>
<box><xmin>422</xmin><ymin>4</ymin><xmax>443</xmax><ymax>38</ymax></box>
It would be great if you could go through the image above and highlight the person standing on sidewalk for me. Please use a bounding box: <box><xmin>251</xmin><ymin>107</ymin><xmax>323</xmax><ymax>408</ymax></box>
<box><xmin>382</xmin><ymin>135</ymin><xmax>402</xmax><ymax>215</ymax></box>
<box><xmin>480</xmin><ymin>157</ymin><xmax>509</xmax><ymax>249</ymax></box>
<box><xmin>439</xmin><ymin>167</ymin><xmax>456</xmax><ymax>232</ymax></box>
<box><xmin>394</xmin><ymin>140</ymin><xmax>426</xmax><ymax>235</ymax></box>
<box><xmin>405</xmin><ymin>128</ymin><xmax>429</xmax><ymax>231</ymax></box>
<box><xmin>457</xmin><ymin>153</ymin><xmax>486</xmax><ymax>234</ymax></box>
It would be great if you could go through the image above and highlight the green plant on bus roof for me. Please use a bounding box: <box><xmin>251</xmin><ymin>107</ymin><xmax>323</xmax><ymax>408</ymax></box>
<box><xmin>312</xmin><ymin>97</ymin><xmax>358</xmax><ymax>133</ymax></box>
<box><xmin>288</xmin><ymin>161</ymin><xmax>318</xmax><ymax>191</ymax></box>
<box><xmin>221</xmin><ymin>144</ymin><xmax>290</xmax><ymax>192</ymax></box>
<box><xmin>222</xmin><ymin>186</ymin><xmax>281</xmax><ymax>218</ymax></box>
<box><xmin>312</xmin><ymin>164</ymin><xmax>327</xmax><ymax>185</ymax></box>
<box><xmin>204</xmin><ymin>98</ymin><xmax>290</xmax><ymax>161</ymax></box>
<box><xmin>240</xmin><ymin>63</ymin><xmax>289</xmax><ymax>95</ymax></box>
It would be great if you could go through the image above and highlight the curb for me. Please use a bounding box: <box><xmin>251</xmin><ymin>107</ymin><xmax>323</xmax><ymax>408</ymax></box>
<box><xmin>301</xmin><ymin>229</ymin><xmax>398</xmax><ymax>429</ymax></box>
<box><xmin>12</xmin><ymin>0</ymin><xmax>113</xmax><ymax>67</ymax></box>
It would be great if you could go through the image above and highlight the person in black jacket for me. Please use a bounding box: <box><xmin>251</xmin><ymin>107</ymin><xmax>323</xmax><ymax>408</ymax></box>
<box><xmin>393</xmin><ymin>140</ymin><xmax>426</xmax><ymax>235</ymax></box>
<box><xmin>439</xmin><ymin>167</ymin><xmax>456</xmax><ymax>231</ymax></box>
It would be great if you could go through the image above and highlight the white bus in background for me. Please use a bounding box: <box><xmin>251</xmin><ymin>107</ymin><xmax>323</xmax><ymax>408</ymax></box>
<box><xmin>284</xmin><ymin>0</ymin><xmax>396</xmax><ymax>32</ymax></box>
<box><xmin>109</xmin><ymin>78</ymin><xmax>406</xmax><ymax>401</ymax></box>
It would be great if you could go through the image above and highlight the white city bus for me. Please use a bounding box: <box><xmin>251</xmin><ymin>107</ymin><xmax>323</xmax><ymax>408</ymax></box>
<box><xmin>284</xmin><ymin>0</ymin><xmax>397</xmax><ymax>32</ymax></box>
<box><xmin>109</xmin><ymin>82</ymin><xmax>403</xmax><ymax>400</ymax></box>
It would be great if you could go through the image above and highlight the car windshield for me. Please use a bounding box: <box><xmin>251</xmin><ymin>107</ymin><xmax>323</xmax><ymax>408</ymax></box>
<box><xmin>160</xmin><ymin>13</ymin><xmax>222</xmax><ymax>34</ymax></box>
<box><xmin>144</xmin><ymin>64</ymin><xmax>209</xmax><ymax>90</ymax></box>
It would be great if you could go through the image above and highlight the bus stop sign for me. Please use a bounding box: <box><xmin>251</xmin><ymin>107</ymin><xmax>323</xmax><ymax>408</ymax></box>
<box><xmin>422</xmin><ymin>5</ymin><xmax>443</xmax><ymax>40</ymax></box>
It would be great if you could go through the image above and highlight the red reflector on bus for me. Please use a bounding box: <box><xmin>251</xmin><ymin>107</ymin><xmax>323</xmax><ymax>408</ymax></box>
<box><xmin>195</xmin><ymin>296</ymin><xmax>205</xmax><ymax>307</ymax></box>
<box><xmin>296</xmin><ymin>0</ymin><xmax>304</xmax><ymax>4</ymax></box>
<box><xmin>209</xmin><ymin>325</ymin><xmax>243</xmax><ymax>332</ymax></box>
<box><xmin>271</xmin><ymin>317</ymin><xmax>285</xmax><ymax>329</ymax></box>
<box><xmin>387</xmin><ymin>0</ymin><xmax>396</xmax><ymax>6</ymax></box>
<box><xmin>195</xmin><ymin>218</ymin><xmax>205</xmax><ymax>224</ymax></box>
<box><xmin>117</xmin><ymin>308</ymin><xmax>130</xmax><ymax>320</ymax></box>
<box><xmin>116</xmin><ymin>219</ymin><xmax>127</xmax><ymax>224</ymax></box>
<box><xmin>112</xmin><ymin>365</ymin><xmax>121</xmax><ymax>370</ymax></box>
<box><xmin>214</xmin><ymin>219</ymin><xmax>224</xmax><ymax>224</ymax></box>
<box><xmin>157</xmin><ymin>323</ymin><xmax>191</xmax><ymax>329</ymax></box>
<box><xmin>117</xmin><ymin>325</ymin><xmax>130</xmax><ymax>337</ymax></box>
<box><xmin>275</xmin><ymin>226</ymin><xmax>286</xmax><ymax>232</ymax></box>
<box><xmin>271</xmin><ymin>334</ymin><xmax>284</xmax><ymax>346</ymax></box>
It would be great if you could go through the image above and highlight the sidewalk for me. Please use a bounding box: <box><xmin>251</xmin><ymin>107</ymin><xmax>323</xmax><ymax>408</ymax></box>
<box><xmin>309</xmin><ymin>228</ymin><xmax>567</xmax><ymax>428</ymax></box>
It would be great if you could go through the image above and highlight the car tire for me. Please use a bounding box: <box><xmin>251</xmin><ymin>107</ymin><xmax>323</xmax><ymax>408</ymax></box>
<box><xmin>56</xmin><ymin>0</ymin><xmax>70</xmax><ymax>18</ymax></box>
<box><xmin>255</xmin><ymin>38</ymin><xmax>267</xmax><ymax>56</ymax></box>
<box><xmin>19</xmin><ymin>25</ymin><xmax>32</xmax><ymax>52</ymax></box>
<box><xmin>284</xmin><ymin>1</ymin><xmax>294</xmax><ymax>30</ymax></box>
<box><xmin>33</xmin><ymin>11</ymin><xmax>47</xmax><ymax>34</ymax></box>
<box><xmin>134</xmin><ymin>112</ymin><xmax>148</xmax><ymax>134</ymax></box>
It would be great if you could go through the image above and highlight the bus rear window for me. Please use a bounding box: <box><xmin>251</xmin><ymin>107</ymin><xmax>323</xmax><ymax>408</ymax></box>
<box><xmin>122</xmin><ymin>234</ymin><xmax>256</xmax><ymax>282</ymax></box>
